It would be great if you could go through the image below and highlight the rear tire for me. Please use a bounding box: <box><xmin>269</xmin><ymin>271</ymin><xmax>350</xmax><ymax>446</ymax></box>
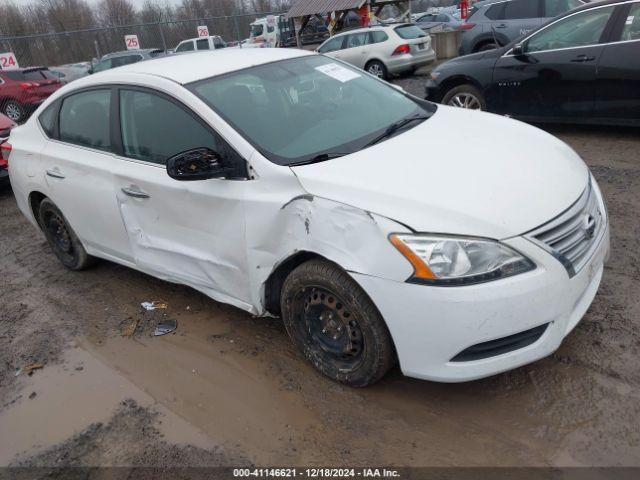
<box><xmin>365</xmin><ymin>60</ymin><xmax>388</xmax><ymax>80</ymax></box>
<box><xmin>39</xmin><ymin>198</ymin><xmax>95</xmax><ymax>270</ymax></box>
<box><xmin>442</xmin><ymin>84</ymin><xmax>486</xmax><ymax>111</ymax></box>
<box><xmin>281</xmin><ymin>260</ymin><xmax>395</xmax><ymax>387</ymax></box>
<box><xmin>3</xmin><ymin>100</ymin><xmax>25</xmax><ymax>123</ymax></box>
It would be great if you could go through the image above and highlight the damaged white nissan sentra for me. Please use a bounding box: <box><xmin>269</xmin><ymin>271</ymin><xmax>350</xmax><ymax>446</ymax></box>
<box><xmin>7</xmin><ymin>49</ymin><xmax>609</xmax><ymax>386</ymax></box>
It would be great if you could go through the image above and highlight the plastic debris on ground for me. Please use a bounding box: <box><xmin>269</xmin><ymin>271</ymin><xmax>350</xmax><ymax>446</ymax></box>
<box><xmin>154</xmin><ymin>319</ymin><xmax>178</xmax><ymax>337</ymax></box>
<box><xmin>140</xmin><ymin>300</ymin><xmax>168</xmax><ymax>311</ymax></box>
<box><xmin>15</xmin><ymin>363</ymin><xmax>44</xmax><ymax>377</ymax></box>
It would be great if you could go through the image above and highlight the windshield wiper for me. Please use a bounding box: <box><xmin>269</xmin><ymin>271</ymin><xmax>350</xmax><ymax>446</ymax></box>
<box><xmin>289</xmin><ymin>152</ymin><xmax>350</xmax><ymax>166</ymax></box>
<box><xmin>362</xmin><ymin>113</ymin><xmax>431</xmax><ymax>149</ymax></box>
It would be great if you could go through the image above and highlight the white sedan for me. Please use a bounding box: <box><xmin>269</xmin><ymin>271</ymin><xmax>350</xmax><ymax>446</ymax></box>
<box><xmin>5</xmin><ymin>49</ymin><xmax>609</xmax><ymax>386</ymax></box>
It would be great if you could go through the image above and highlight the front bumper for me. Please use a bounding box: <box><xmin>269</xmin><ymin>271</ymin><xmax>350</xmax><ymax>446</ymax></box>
<box><xmin>351</xmin><ymin>223</ymin><xmax>610</xmax><ymax>382</ymax></box>
<box><xmin>424</xmin><ymin>78</ymin><xmax>444</xmax><ymax>102</ymax></box>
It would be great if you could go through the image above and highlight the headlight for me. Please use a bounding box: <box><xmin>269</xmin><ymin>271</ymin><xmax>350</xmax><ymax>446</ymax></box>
<box><xmin>389</xmin><ymin>234</ymin><xmax>535</xmax><ymax>286</ymax></box>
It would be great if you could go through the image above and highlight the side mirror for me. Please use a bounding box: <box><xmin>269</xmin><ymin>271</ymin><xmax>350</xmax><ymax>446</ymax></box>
<box><xmin>166</xmin><ymin>148</ymin><xmax>231</xmax><ymax>181</ymax></box>
<box><xmin>512</xmin><ymin>43</ymin><xmax>525</xmax><ymax>56</ymax></box>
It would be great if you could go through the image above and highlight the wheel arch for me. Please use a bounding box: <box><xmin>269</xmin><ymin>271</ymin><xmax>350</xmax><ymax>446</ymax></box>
<box><xmin>263</xmin><ymin>250</ymin><xmax>330</xmax><ymax>315</ymax></box>
<box><xmin>28</xmin><ymin>190</ymin><xmax>48</xmax><ymax>228</ymax></box>
<box><xmin>472</xmin><ymin>33</ymin><xmax>508</xmax><ymax>52</ymax></box>
<box><xmin>439</xmin><ymin>75</ymin><xmax>484</xmax><ymax>102</ymax></box>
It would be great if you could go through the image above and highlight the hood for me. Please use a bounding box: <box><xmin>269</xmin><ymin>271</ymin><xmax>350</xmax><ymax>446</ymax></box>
<box><xmin>291</xmin><ymin>106</ymin><xmax>589</xmax><ymax>239</ymax></box>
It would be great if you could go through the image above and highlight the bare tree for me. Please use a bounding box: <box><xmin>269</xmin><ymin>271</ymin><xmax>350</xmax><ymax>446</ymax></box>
<box><xmin>97</xmin><ymin>0</ymin><xmax>138</xmax><ymax>26</ymax></box>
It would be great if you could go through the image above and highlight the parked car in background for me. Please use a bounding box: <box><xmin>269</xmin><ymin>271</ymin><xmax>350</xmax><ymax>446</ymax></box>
<box><xmin>316</xmin><ymin>24</ymin><xmax>435</xmax><ymax>79</ymax></box>
<box><xmin>459</xmin><ymin>0</ymin><xmax>584</xmax><ymax>54</ymax></box>
<box><xmin>426</xmin><ymin>0</ymin><xmax>640</xmax><ymax>126</ymax></box>
<box><xmin>415</xmin><ymin>11</ymin><xmax>463</xmax><ymax>31</ymax></box>
<box><xmin>175</xmin><ymin>36</ymin><xmax>227</xmax><ymax>53</ymax></box>
<box><xmin>49</xmin><ymin>65</ymin><xmax>89</xmax><ymax>84</ymax></box>
<box><xmin>0</xmin><ymin>113</ymin><xmax>15</xmax><ymax>188</ymax></box>
<box><xmin>90</xmin><ymin>49</ymin><xmax>165</xmax><ymax>73</ymax></box>
<box><xmin>0</xmin><ymin>67</ymin><xmax>62</xmax><ymax>123</ymax></box>
<box><xmin>8</xmin><ymin>49</ymin><xmax>609</xmax><ymax>386</ymax></box>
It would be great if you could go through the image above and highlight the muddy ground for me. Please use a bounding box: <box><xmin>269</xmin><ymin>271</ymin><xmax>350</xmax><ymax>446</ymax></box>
<box><xmin>1</xmin><ymin>83</ymin><xmax>639</xmax><ymax>469</ymax></box>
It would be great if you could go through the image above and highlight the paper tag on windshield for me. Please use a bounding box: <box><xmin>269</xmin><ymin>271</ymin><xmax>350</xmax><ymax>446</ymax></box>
<box><xmin>315</xmin><ymin>63</ymin><xmax>361</xmax><ymax>83</ymax></box>
<box><xmin>626</xmin><ymin>15</ymin><xmax>634</xmax><ymax>25</ymax></box>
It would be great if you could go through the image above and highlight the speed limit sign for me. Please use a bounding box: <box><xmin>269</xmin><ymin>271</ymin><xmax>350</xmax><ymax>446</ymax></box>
<box><xmin>197</xmin><ymin>26</ymin><xmax>209</xmax><ymax>38</ymax></box>
<box><xmin>0</xmin><ymin>52</ymin><xmax>19</xmax><ymax>70</ymax></box>
<box><xmin>124</xmin><ymin>34</ymin><xmax>140</xmax><ymax>50</ymax></box>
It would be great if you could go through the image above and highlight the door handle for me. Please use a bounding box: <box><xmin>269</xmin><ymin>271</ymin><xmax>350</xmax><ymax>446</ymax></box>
<box><xmin>121</xmin><ymin>186</ymin><xmax>150</xmax><ymax>199</ymax></box>
<box><xmin>495</xmin><ymin>24</ymin><xmax>507</xmax><ymax>28</ymax></box>
<box><xmin>46</xmin><ymin>169</ymin><xmax>65</xmax><ymax>179</ymax></box>
<box><xmin>571</xmin><ymin>54</ymin><xmax>595</xmax><ymax>62</ymax></box>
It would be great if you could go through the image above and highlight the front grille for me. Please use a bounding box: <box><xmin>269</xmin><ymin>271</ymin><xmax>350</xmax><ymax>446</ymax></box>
<box><xmin>450</xmin><ymin>323</ymin><xmax>549</xmax><ymax>362</ymax></box>
<box><xmin>528</xmin><ymin>181</ymin><xmax>604</xmax><ymax>277</ymax></box>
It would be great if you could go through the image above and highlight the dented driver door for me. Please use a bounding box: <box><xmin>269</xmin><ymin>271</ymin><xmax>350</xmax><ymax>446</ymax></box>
<box><xmin>112</xmin><ymin>87</ymin><xmax>253</xmax><ymax>311</ymax></box>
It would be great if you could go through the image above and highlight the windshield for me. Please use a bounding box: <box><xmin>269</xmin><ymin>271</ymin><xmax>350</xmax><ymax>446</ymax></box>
<box><xmin>188</xmin><ymin>55</ymin><xmax>435</xmax><ymax>166</ymax></box>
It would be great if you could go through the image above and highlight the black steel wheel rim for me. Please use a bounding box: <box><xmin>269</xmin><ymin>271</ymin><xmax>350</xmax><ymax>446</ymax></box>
<box><xmin>44</xmin><ymin>211</ymin><xmax>75</xmax><ymax>261</ymax></box>
<box><xmin>293</xmin><ymin>286</ymin><xmax>365</xmax><ymax>370</ymax></box>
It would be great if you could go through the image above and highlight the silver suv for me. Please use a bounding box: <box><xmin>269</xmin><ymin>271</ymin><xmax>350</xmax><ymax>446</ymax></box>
<box><xmin>459</xmin><ymin>0</ymin><xmax>583</xmax><ymax>55</ymax></box>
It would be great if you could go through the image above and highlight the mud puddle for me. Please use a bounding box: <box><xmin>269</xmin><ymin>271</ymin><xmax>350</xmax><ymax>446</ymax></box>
<box><xmin>0</xmin><ymin>345</ymin><xmax>216</xmax><ymax>465</ymax></box>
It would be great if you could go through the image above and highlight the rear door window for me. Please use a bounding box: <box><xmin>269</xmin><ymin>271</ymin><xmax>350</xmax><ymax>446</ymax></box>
<box><xmin>368</xmin><ymin>30</ymin><xmax>389</xmax><ymax>44</ymax></box>
<box><xmin>394</xmin><ymin>25</ymin><xmax>427</xmax><ymax>39</ymax></box>
<box><xmin>59</xmin><ymin>89</ymin><xmax>111</xmax><ymax>151</ymax></box>
<box><xmin>346</xmin><ymin>32</ymin><xmax>368</xmax><ymax>48</ymax></box>
<box><xmin>485</xmin><ymin>3</ymin><xmax>506</xmax><ymax>20</ymax></box>
<box><xmin>544</xmin><ymin>0</ymin><xmax>583</xmax><ymax>18</ymax></box>
<box><xmin>504</xmin><ymin>0</ymin><xmax>540</xmax><ymax>20</ymax></box>
<box><xmin>525</xmin><ymin>5</ymin><xmax>615</xmax><ymax>52</ymax></box>
<box><xmin>621</xmin><ymin>2</ymin><xmax>640</xmax><ymax>40</ymax></box>
<box><xmin>196</xmin><ymin>39</ymin><xmax>210</xmax><ymax>50</ymax></box>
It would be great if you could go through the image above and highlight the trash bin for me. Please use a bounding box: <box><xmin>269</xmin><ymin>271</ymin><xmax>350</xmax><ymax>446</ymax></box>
<box><xmin>430</xmin><ymin>29</ymin><xmax>461</xmax><ymax>59</ymax></box>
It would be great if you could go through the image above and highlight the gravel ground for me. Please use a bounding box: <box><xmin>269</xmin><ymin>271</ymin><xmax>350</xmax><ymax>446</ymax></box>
<box><xmin>1</xmin><ymin>80</ymin><xmax>639</xmax><ymax>470</ymax></box>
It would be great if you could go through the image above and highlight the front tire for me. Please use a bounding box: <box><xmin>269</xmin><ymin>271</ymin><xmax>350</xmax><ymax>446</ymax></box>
<box><xmin>442</xmin><ymin>84</ymin><xmax>486</xmax><ymax>110</ymax></box>
<box><xmin>281</xmin><ymin>260</ymin><xmax>395</xmax><ymax>387</ymax></box>
<box><xmin>365</xmin><ymin>60</ymin><xmax>388</xmax><ymax>80</ymax></box>
<box><xmin>39</xmin><ymin>198</ymin><xmax>95</xmax><ymax>270</ymax></box>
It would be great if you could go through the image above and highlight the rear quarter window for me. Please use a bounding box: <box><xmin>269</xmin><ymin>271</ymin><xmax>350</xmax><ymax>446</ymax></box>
<box><xmin>394</xmin><ymin>25</ymin><xmax>427</xmax><ymax>39</ymax></box>
<box><xmin>38</xmin><ymin>102</ymin><xmax>58</xmax><ymax>138</ymax></box>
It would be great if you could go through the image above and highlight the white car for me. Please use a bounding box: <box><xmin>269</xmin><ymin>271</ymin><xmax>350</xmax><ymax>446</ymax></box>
<box><xmin>175</xmin><ymin>35</ymin><xmax>227</xmax><ymax>53</ymax></box>
<box><xmin>6</xmin><ymin>49</ymin><xmax>609</xmax><ymax>386</ymax></box>
<box><xmin>316</xmin><ymin>24</ymin><xmax>436</xmax><ymax>79</ymax></box>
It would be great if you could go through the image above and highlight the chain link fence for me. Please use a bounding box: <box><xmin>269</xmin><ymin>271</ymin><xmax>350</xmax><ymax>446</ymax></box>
<box><xmin>0</xmin><ymin>11</ymin><xmax>292</xmax><ymax>69</ymax></box>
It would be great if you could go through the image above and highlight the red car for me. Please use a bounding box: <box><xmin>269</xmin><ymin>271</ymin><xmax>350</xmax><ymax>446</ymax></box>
<box><xmin>0</xmin><ymin>67</ymin><xmax>62</xmax><ymax>123</ymax></box>
<box><xmin>0</xmin><ymin>112</ymin><xmax>15</xmax><ymax>188</ymax></box>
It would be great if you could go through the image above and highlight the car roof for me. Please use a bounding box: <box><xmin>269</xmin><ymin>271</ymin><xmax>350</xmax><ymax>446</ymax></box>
<box><xmin>179</xmin><ymin>36</ymin><xmax>223</xmax><ymax>42</ymax></box>
<box><xmin>103</xmin><ymin>49</ymin><xmax>161</xmax><ymax>59</ymax></box>
<box><xmin>87</xmin><ymin>48</ymin><xmax>314</xmax><ymax>85</ymax></box>
<box><xmin>331</xmin><ymin>23</ymin><xmax>410</xmax><ymax>37</ymax></box>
